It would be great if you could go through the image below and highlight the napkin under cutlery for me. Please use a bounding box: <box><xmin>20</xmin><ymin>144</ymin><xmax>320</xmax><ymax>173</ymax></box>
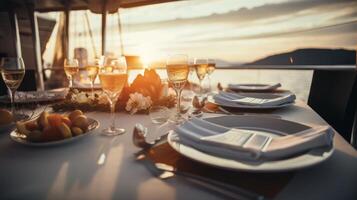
<box><xmin>175</xmin><ymin>117</ymin><xmax>334</xmax><ymax>161</ymax></box>
<box><xmin>228</xmin><ymin>83</ymin><xmax>281</xmax><ymax>91</ymax></box>
<box><xmin>214</xmin><ymin>91</ymin><xmax>296</xmax><ymax>106</ymax></box>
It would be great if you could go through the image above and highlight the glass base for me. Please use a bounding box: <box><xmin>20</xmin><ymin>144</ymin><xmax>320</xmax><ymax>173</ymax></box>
<box><xmin>101</xmin><ymin>127</ymin><xmax>126</xmax><ymax>136</ymax></box>
<box><xmin>168</xmin><ymin>114</ymin><xmax>186</xmax><ymax>124</ymax></box>
<box><xmin>189</xmin><ymin>110</ymin><xmax>203</xmax><ymax>118</ymax></box>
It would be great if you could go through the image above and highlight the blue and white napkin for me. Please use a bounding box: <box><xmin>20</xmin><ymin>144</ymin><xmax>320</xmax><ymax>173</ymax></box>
<box><xmin>174</xmin><ymin>117</ymin><xmax>334</xmax><ymax>161</ymax></box>
<box><xmin>228</xmin><ymin>83</ymin><xmax>281</xmax><ymax>91</ymax></box>
<box><xmin>214</xmin><ymin>91</ymin><xmax>296</xmax><ymax>107</ymax></box>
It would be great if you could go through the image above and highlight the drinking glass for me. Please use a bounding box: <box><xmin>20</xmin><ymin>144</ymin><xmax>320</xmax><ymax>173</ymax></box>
<box><xmin>64</xmin><ymin>58</ymin><xmax>79</xmax><ymax>88</ymax></box>
<box><xmin>149</xmin><ymin>106</ymin><xmax>170</xmax><ymax>124</ymax></box>
<box><xmin>207</xmin><ymin>59</ymin><xmax>216</xmax><ymax>94</ymax></box>
<box><xmin>99</xmin><ymin>56</ymin><xmax>127</xmax><ymax>136</ymax></box>
<box><xmin>166</xmin><ymin>54</ymin><xmax>189</xmax><ymax>123</ymax></box>
<box><xmin>85</xmin><ymin>57</ymin><xmax>102</xmax><ymax>96</ymax></box>
<box><xmin>0</xmin><ymin>57</ymin><xmax>25</xmax><ymax>116</ymax></box>
<box><xmin>194</xmin><ymin>58</ymin><xmax>208</xmax><ymax>96</ymax></box>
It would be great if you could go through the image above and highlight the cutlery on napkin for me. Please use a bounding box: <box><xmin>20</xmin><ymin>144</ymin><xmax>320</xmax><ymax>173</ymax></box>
<box><xmin>228</xmin><ymin>83</ymin><xmax>281</xmax><ymax>91</ymax></box>
<box><xmin>174</xmin><ymin>117</ymin><xmax>334</xmax><ymax>161</ymax></box>
<box><xmin>215</xmin><ymin>91</ymin><xmax>296</xmax><ymax>106</ymax></box>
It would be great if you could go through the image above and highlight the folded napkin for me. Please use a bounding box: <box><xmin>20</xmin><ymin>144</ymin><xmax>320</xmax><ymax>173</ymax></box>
<box><xmin>228</xmin><ymin>83</ymin><xmax>281</xmax><ymax>91</ymax></box>
<box><xmin>214</xmin><ymin>91</ymin><xmax>296</xmax><ymax>106</ymax></box>
<box><xmin>175</xmin><ymin>117</ymin><xmax>334</xmax><ymax>161</ymax></box>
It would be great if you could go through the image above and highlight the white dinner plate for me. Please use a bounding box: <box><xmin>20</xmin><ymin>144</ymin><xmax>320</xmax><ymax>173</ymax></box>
<box><xmin>167</xmin><ymin>115</ymin><xmax>334</xmax><ymax>172</ymax></box>
<box><xmin>9</xmin><ymin>118</ymin><xmax>99</xmax><ymax>147</ymax></box>
<box><xmin>209</xmin><ymin>92</ymin><xmax>295</xmax><ymax>109</ymax></box>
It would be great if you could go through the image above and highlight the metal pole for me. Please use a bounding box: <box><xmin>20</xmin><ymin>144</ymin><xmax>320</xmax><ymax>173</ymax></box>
<box><xmin>64</xmin><ymin>1</ymin><xmax>70</xmax><ymax>59</ymax></box>
<box><xmin>84</xmin><ymin>11</ymin><xmax>98</xmax><ymax>58</ymax></box>
<box><xmin>8</xmin><ymin>10</ymin><xmax>22</xmax><ymax>58</ymax></box>
<box><xmin>117</xmin><ymin>9</ymin><xmax>124</xmax><ymax>56</ymax></box>
<box><xmin>26</xmin><ymin>2</ymin><xmax>45</xmax><ymax>90</ymax></box>
<box><xmin>102</xmin><ymin>7</ymin><xmax>107</xmax><ymax>55</ymax></box>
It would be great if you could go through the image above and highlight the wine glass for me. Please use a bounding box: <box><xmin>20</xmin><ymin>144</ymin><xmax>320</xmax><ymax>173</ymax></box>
<box><xmin>0</xmin><ymin>57</ymin><xmax>25</xmax><ymax>116</ymax></box>
<box><xmin>64</xmin><ymin>58</ymin><xmax>79</xmax><ymax>89</ymax></box>
<box><xmin>166</xmin><ymin>54</ymin><xmax>189</xmax><ymax>123</ymax></box>
<box><xmin>85</xmin><ymin>57</ymin><xmax>103</xmax><ymax>97</ymax></box>
<box><xmin>194</xmin><ymin>58</ymin><xmax>208</xmax><ymax>96</ymax></box>
<box><xmin>99</xmin><ymin>56</ymin><xmax>128</xmax><ymax>136</ymax></box>
<box><xmin>207</xmin><ymin>59</ymin><xmax>216</xmax><ymax>94</ymax></box>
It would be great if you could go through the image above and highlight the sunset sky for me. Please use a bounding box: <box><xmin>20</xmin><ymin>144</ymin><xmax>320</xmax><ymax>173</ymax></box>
<box><xmin>43</xmin><ymin>0</ymin><xmax>357</xmax><ymax>66</ymax></box>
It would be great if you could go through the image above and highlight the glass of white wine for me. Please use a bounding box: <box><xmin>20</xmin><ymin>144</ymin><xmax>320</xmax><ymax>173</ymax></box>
<box><xmin>64</xmin><ymin>58</ymin><xmax>79</xmax><ymax>89</ymax></box>
<box><xmin>85</xmin><ymin>57</ymin><xmax>103</xmax><ymax>97</ymax></box>
<box><xmin>207</xmin><ymin>59</ymin><xmax>216</xmax><ymax>94</ymax></box>
<box><xmin>0</xmin><ymin>57</ymin><xmax>25</xmax><ymax>116</ymax></box>
<box><xmin>194</xmin><ymin>58</ymin><xmax>208</xmax><ymax>96</ymax></box>
<box><xmin>166</xmin><ymin>54</ymin><xmax>189</xmax><ymax>123</ymax></box>
<box><xmin>99</xmin><ymin>56</ymin><xmax>128</xmax><ymax>136</ymax></box>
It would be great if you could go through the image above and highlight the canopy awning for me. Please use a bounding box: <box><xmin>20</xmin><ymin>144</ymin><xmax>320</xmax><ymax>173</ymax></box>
<box><xmin>33</xmin><ymin>0</ymin><xmax>178</xmax><ymax>13</ymax></box>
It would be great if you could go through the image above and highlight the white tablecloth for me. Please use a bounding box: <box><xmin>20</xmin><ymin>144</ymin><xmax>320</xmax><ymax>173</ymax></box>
<box><xmin>0</xmin><ymin>101</ymin><xmax>356</xmax><ymax>200</ymax></box>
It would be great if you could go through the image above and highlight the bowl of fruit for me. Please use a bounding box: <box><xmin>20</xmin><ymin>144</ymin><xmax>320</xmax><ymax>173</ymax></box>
<box><xmin>10</xmin><ymin>109</ymin><xmax>99</xmax><ymax>146</ymax></box>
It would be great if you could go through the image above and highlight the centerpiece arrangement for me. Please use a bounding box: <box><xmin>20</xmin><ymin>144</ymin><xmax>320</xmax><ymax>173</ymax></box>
<box><xmin>52</xmin><ymin>69</ymin><xmax>175</xmax><ymax>114</ymax></box>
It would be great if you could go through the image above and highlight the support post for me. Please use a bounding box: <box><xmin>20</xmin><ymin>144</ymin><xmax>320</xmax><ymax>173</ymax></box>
<box><xmin>101</xmin><ymin>0</ymin><xmax>107</xmax><ymax>56</ymax></box>
<box><xmin>8</xmin><ymin>10</ymin><xmax>22</xmax><ymax>58</ymax></box>
<box><xmin>26</xmin><ymin>2</ymin><xmax>45</xmax><ymax>90</ymax></box>
<box><xmin>64</xmin><ymin>1</ymin><xmax>70</xmax><ymax>59</ymax></box>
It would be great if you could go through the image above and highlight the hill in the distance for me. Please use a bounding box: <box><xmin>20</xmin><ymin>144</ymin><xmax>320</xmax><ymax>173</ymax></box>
<box><xmin>245</xmin><ymin>48</ymin><xmax>356</xmax><ymax>65</ymax></box>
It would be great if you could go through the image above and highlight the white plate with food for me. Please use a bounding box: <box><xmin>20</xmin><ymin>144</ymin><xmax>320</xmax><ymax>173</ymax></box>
<box><xmin>168</xmin><ymin>115</ymin><xmax>334</xmax><ymax>172</ymax></box>
<box><xmin>209</xmin><ymin>91</ymin><xmax>295</xmax><ymax>109</ymax></box>
<box><xmin>10</xmin><ymin>110</ymin><xmax>99</xmax><ymax>147</ymax></box>
<box><xmin>0</xmin><ymin>109</ymin><xmax>28</xmax><ymax>133</ymax></box>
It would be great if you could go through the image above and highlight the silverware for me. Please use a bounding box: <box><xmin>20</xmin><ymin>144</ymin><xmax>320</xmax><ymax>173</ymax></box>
<box><xmin>133</xmin><ymin>123</ymin><xmax>168</xmax><ymax>149</ymax></box>
<box><xmin>136</xmin><ymin>155</ymin><xmax>264</xmax><ymax>200</ymax></box>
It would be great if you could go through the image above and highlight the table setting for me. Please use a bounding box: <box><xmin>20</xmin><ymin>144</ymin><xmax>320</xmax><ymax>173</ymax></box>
<box><xmin>0</xmin><ymin>56</ymin><xmax>357</xmax><ymax>200</ymax></box>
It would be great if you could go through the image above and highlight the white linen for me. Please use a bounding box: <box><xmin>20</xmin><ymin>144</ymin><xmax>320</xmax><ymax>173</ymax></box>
<box><xmin>214</xmin><ymin>91</ymin><xmax>296</xmax><ymax>106</ymax></box>
<box><xmin>175</xmin><ymin>117</ymin><xmax>334</xmax><ymax>161</ymax></box>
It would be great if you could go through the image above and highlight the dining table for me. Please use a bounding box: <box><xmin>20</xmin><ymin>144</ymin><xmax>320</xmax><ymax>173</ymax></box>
<box><xmin>0</xmin><ymin>100</ymin><xmax>357</xmax><ymax>200</ymax></box>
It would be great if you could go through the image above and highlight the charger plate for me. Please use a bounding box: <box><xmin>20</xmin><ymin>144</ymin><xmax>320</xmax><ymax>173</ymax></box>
<box><xmin>168</xmin><ymin>115</ymin><xmax>334</xmax><ymax>172</ymax></box>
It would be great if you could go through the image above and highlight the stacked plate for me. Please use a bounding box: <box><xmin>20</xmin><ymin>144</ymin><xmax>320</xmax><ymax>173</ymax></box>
<box><xmin>210</xmin><ymin>91</ymin><xmax>296</xmax><ymax>109</ymax></box>
<box><xmin>228</xmin><ymin>83</ymin><xmax>282</xmax><ymax>92</ymax></box>
<box><xmin>168</xmin><ymin>115</ymin><xmax>334</xmax><ymax>172</ymax></box>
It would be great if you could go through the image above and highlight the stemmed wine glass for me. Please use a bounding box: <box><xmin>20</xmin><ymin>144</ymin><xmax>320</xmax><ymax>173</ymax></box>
<box><xmin>99</xmin><ymin>56</ymin><xmax>128</xmax><ymax>136</ymax></box>
<box><xmin>85</xmin><ymin>57</ymin><xmax>102</xmax><ymax>97</ymax></box>
<box><xmin>166</xmin><ymin>54</ymin><xmax>189</xmax><ymax>123</ymax></box>
<box><xmin>0</xmin><ymin>57</ymin><xmax>25</xmax><ymax>116</ymax></box>
<box><xmin>194</xmin><ymin>58</ymin><xmax>208</xmax><ymax>96</ymax></box>
<box><xmin>64</xmin><ymin>58</ymin><xmax>79</xmax><ymax>89</ymax></box>
<box><xmin>206</xmin><ymin>59</ymin><xmax>216</xmax><ymax>94</ymax></box>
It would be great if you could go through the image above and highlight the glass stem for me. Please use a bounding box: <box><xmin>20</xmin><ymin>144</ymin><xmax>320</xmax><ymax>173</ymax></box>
<box><xmin>109</xmin><ymin>98</ymin><xmax>117</xmax><ymax>130</ymax></box>
<box><xmin>68</xmin><ymin>76</ymin><xmax>73</xmax><ymax>88</ymax></box>
<box><xmin>208</xmin><ymin>75</ymin><xmax>212</xmax><ymax>93</ymax></box>
<box><xmin>176</xmin><ymin>89</ymin><xmax>182</xmax><ymax>118</ymax></box>
<box><xmin>9</xmin><ymin>89</ymin><xmax>15</xmax><ymax>116</ymax></box>
<box><xmin>199</xmin><ymin>79</ymin><xmax>203</xmax><ymax>96</ymax></box>
<box><xmin>91</xmin><ymin>81</ymin><xmax>94</xmax><ymax>97</ymax></box>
